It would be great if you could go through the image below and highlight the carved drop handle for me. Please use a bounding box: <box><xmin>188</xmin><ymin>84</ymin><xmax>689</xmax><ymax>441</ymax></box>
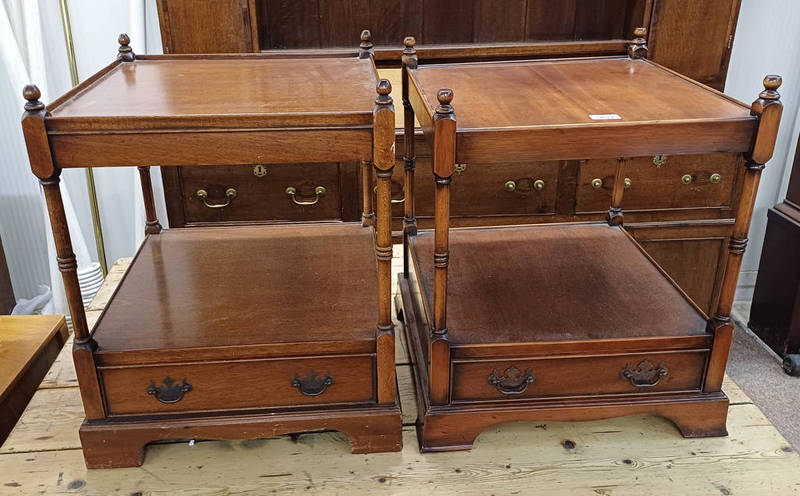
<box><xmin>196</xmin><ymin>188</ymin><xmax>237</xmax><ymax>209</ymax></box>
<box><xmin>291</xmin><ymin>371</ymin><xmax>334</xmax><ymax>396</ymax></box>
<box><xmin>488</xmin><ymin>366</ymin><xmax>536</xmax><ymax>395</ymax></box>
<box><xmin>286</xmin><ymin>186</ymin><xmax>326</xmax><ymax>206</ymax></box>
<box><xmin>147</xmin><ymin>377</ymin><xmax>192</xmax><ymax>404</ymax></box>
<box><xmin>620</xmin><ymin>360</ymin><xmax>668</xmax><ymax>388</ymax></box>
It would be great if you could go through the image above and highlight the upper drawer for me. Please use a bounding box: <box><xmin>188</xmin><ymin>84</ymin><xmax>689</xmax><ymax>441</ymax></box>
<box><xmin>385</xmin><ymin>159</ymin><xmax>560</xmax><ymax>218</ymax></box>
<box><xmin>577</xmin><ymin>153</ymin><xmax>739</xmax><ymax>213</ymax></box>
<box><xmin>180</xmin><ymin>163</ymin><xmax>342</xmax><ymax>223</ymax></box>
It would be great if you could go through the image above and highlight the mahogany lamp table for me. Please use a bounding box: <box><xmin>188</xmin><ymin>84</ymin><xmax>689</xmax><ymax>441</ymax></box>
<box><xmin>21</xmin><ymin>33</ymin><xmax>400</xmax><ymax>468</ymax></box>
<box><xmin>397</xmin><ymin>36</ymin><xmax>784</xmax><ymax>451</ymax></box>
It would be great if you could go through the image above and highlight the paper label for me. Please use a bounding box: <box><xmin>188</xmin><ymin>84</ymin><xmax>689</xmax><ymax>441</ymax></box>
<box><xmin>589</xmin><ymin>114</ymin><xmax>622</xmax><ymax>120</ymax></box>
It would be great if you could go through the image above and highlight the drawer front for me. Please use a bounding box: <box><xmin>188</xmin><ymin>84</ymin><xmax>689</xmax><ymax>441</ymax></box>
<box><xmin>101</xmin><ymin>355</ymin><xmax>375</xmax><ymax>416</ymax></box>
<box><xmin>387</xmin><ymin>159</ymin><xmax>560</xmax><ymax>218</ymax></box>
<box><xmin>576</xmin><ymin>153</ymin><xmax>739</xmax><ymax>213</ymax></box>
<box><xmin>451</xmin><ymin>350</ymin><xmax>707</xmax><ymax>402</ymax></box>
<box><xmin>181</xmin><ymin>163</ymin><xmax>343</xmax><ymax>223</ymax></box>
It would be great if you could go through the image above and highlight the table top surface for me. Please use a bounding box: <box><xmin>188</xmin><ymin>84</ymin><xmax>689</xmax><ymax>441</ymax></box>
<box><xmin>91</xmin><ymin>224</ymin><xmax>378</xmax><ymax>355</ymax></box>
<box><xmin>0</xmin><ymin>315</ymin><xmax>67</xmax><ymax>402</ymax></box>
<box><xmin>410</xmin><ymin>57</ymin><xmax>753</xmax><ymax>130</ymax></box>
<box><xmin>47</xmin><ymin>56</ymin><xmax>378</xmax><ymax>128</ymax></box>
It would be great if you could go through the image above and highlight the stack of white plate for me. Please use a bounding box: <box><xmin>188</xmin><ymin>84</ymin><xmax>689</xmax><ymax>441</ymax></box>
<box><xmin>78</xmin><ymin>262</ymin><xmax>104</xmax><ymax>309</ymax></box>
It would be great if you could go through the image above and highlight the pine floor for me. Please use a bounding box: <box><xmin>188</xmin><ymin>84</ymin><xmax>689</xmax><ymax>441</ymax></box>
<box><xmin>1</xmin><ymin>253</ymin><xmax>799</xmax><ymax>495</ymax></box>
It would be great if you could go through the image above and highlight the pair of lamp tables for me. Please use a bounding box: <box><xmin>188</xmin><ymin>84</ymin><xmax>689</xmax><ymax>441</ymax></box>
<box><xmin>21</xmin><ymin>31</ymin><xmax>782</xmax><ymax>468</ymax></box>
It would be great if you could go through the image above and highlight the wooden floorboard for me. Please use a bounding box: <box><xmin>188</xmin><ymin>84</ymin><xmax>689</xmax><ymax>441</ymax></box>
<box><xmin>1</xmin><ymin>256</ymin><xmax>798</xmax><ymax>495</ymax></box>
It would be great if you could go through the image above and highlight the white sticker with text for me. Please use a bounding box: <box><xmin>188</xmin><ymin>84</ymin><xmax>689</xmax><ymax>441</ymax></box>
<box><xmin>589</xmin><ymin>114</ymin><xmax>622</xmax><ymax>120</ymax></box>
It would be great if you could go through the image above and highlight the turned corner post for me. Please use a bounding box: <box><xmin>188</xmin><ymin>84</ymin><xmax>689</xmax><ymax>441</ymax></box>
<box><xmin>118</xmin><ymin>33</ymin><xmax>135</xmax><ymax>62</ymax></box>
<box><xmin>607</xmin><ymin>158</ymin><xmax>629</xmax><ymax>226</ymax></box>
<box><xmin>705</xmin><ymin>75</ymin><xmax>783</xmax><ymax>393</ymax></box>
<box><xmin>401</xmin><ymin>36</ymin><xmax>419</xmax><ymax>278</ymax></box>
<box><xmin>628</xmin><ymin>27</ymin><xmax>648</xmax><ymax>59</ymax></box>
<box><xmin>137</xmin><ymin>167</ymin><xmax>162</xmax><ymax>235</ymax></box>
<box><xmin>22</xmin><ymin>84</ymin><xmax>105</xmax><ymax>419</ymax></box>
<box><xmin>358</xmin><ymin>29</ymin><xmax>374</xmax><ymax>59</ymax></box>
<box><xmin>430</xmin><ymin>88</ymin><xmax>456</xmax><ymax>406</ymax></box>
<box><xmin>374</xmin><ymin>78</ymin><xmax>397</xmax><ymax>404</ymax></box>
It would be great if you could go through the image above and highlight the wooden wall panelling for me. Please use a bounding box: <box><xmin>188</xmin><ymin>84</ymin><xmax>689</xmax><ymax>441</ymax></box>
<box><xmin>525</xmin><ymin>0</ymin><xmax>577</xmax><ymax>41</ymax></box>
<box><xmin>158</xmin><ymin>0</ymin><xmax>258</xmax><ymax>54</ymax></box>
<box><xmin>255</xmin><ymin>0</ymin><xmax>320</xmax><ymax>49</ymax></box>
<box><xmin>474</xmin><ymin>0</ymin><xmax>527</xmax><ymax>42</ymax></box>
<box><xmin>648</xmin><ymin>0</ymin><xmax>741</xmax><ymax>90</ymax></box>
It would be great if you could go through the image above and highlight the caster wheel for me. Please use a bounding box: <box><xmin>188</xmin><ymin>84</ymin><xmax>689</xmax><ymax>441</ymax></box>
<box><xmin>782</xmin><ymin>354</ymin><xmax>800</xmax><ymax>377</ymax></box>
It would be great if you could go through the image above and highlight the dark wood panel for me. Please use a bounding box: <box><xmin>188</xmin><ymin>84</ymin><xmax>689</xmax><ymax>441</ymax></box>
<box><xmin>452</xmin><ymin>350</ymin><xmax>707</xmax><ymax>401</ymax></box>
<box><xmin>0</xmin><ymin>237</ymin><xmax>14</xmax><ymax>314</ymax></box>
<box><xmin>648</xmin><ymin>0</ymin><xmax>740</xmax><ymax>90</ymax></box>
<box><xmin>474</xmin><ymin>0</ymin><xmax>527</xmax><ymax>42</ymax></box>
<box><xmin>421</xmin><ymin>0</ymin><xmax>474</xmax><ymax>44</ymax></box>
<box><xmin>319</xmin><ymin>0</ymin><xmax>371</xmax><ymax>47</ymax></box>
<box><xmin>101</xmin><ymin>355</ymin><xmax>376</xmax><ymax>416</ymax></box>
<box><xmin>574</xmin><ymin>0</ymin><xmax>630</xmax><ymax>40</ymax></box>
<box><xmin>526</xmin><ymin>0</ymin><xmax>576</xmax><ymax>41</ymax></box>
<box><xmin>158</xmin><ymin>0</ymin><xmax>255</xmax><ymax>53</ymax></box>
<box><xmin>256</xmin><ymin>0</ymin><xmax>321</xmax><ymax>48</ymax></box>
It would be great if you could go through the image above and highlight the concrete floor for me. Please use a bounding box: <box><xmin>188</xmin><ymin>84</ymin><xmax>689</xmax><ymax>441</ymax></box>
<box><xmin>729</xmin><ymin>302</ymin><xmax>800</xmax><ymax>449</ymax></box>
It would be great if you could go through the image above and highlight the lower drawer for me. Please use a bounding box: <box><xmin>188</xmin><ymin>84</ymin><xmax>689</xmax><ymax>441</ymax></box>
<box><xmin>451</xmin><ymin>350</ymin><xmax>708</xmax><ymax>402</ymax></box>
<box><xmin>101</xmin><ymin>354</ymin><xmax>375</xmax><ymax>416</ymax></box>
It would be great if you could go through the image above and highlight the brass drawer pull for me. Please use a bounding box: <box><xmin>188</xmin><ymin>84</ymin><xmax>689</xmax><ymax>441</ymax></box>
<box><xmin>488</xmin><ymin>366</ymin><xmax>535</xmax><ymax>395</ymax></box>
<box><xmin>710</xmin><ymin>173</ymin><xmax>722</xmax><ymax>184</ymax></box>
<box><xmin>373</xmin><ymin>185</ymin><xmax>405</xmax><ymax>204</ymax></box>
<box><xmin>681</xmin><ymin>174</ymin><xmax>694</xmax><ymax>185</ymax></box>
<box><xmin>147</xmin><ymin>377</ymin><xmax>192</xmax><ymax>404</ymax></box>
<box><xmin>620</xmin><ymin>360</ymin><xmax>668</xmax><ymax>388</ymax></box>
<box><xmin>291</xmin><ymin>370</ymin><xmax>334</xmax><ymax>396</ymax></box>
<box><xmin>591</xmin><ymin>178</ymin><xmax>603</xmax><ymax>189</ymax></box>
<box><xmin>196</xmin><ymin>188</ymin><xmax>236</xmax><ymax>209</ymax></box>
<box><xmin>504</xmin><ymin>178</ymin><xmax>545</xmax><ymax>193</ymax></box>
<box><xmin>286</xmin><ymin>186</ymin><xmax>326</xmax><ymax>206</ymax></box>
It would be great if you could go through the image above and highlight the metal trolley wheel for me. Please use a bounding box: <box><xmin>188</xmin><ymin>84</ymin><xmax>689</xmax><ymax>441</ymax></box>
<box><xmin>782</xmin><ymin>354</ymin><xmax>800</xmax><ymax>377</ymax></box>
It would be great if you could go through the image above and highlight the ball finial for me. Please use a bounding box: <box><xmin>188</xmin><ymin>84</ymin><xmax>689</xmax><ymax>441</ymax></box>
<box><xmin>633</xmin><ymin>27</ymin><xmax>647</xmax><ymax>38</ymax></box>
<box><xmin>404</xmin><ymin>36</ymin><xmax>416</xmax><ymax>48</ymax></box>
<box><xmin>361</xmin><ymin>29</ymin><xmax>372</xmax><ymax>42</ymax></box>
<box><xmin>118</xmin><ymin>33</ymin><xmax>134</xmax><ymax>61</ymax></box>
<box><xmin>760</xmin><ymin>74</ymin><xmax>782</xmax><ymax>101</ymax></box>
<box><xmin>22</xmin><ymin>84</ymin><xmax>44</xmax><ymax>111</ymax></box>
<box><xmin>118</xmin><ymin>33</ymin><xmax>130</xmax><ymax>47</ymax></box>
<box><xmin>435</xmin><ymin>89</ymin><xmax>454</xmax><ymax>114</ymax></box>
<box><xmin>377</xmin><ymin>79</ymin><xmax>392</xmax><ymax>96</ymax></box>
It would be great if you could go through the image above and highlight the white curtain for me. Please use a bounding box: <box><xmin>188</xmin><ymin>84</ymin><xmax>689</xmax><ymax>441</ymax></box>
<box><xmin>0</xmin><ymin>0</ymin><xmax>164</xmax><ymax>315</ymax></box>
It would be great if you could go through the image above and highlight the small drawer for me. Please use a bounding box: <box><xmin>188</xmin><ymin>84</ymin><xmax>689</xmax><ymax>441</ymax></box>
<box><xmin>385</xmin><ymin>159</ymin><xmax>560</xmax><ymax>217</ymax></box>
<box><xmin>101</xmin><ymin>354</ymin><xmax>375</xmax><ymax>416</ymax></box>
<box><xmin>576</xmin><ymin>153</ymin><xmax>739</xmax><ymax>213</ymax></box>
<box><xmin>451</xmin><ymin>350</ymin><xmax>708</xmax><ymax>402</ymax></box>
<box><xmin>180</xmin><ymin>163</ymin><xmax>342</xmax><ymax>223</ymax></box>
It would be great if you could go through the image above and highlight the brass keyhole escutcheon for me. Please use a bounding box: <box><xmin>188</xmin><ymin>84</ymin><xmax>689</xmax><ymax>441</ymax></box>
<box><xmin>504</xmin><ymin>180</ymin><xmax>516</xmax><ymax>192</ymax></box>
<box><xmin>681</xmin><ymin>174</ymin><xmax>693</xmax><ymax>185</ymax></box>
<box><xmin>253</xmin><ymin>165</ymin><xmax>268</xmax><ymax>177</ymax></box>
<box><xmin>455</xmin><ymin>163</ymin><xmax>467</xmax><ymax>175</ymax></box>
<box><xmin>653</xmin><ymin>155</ymin><xmax>668</xmax><ymax>167</ymax></box>
<box><xmin>710</xmin><ymin>173</ymin><xmax>721</xmax><ymax>184</ymax></box>
<box><xmin>591</xmin><ymin>178</ymin><xmax>603</xmax><ymax>189</ymax></box>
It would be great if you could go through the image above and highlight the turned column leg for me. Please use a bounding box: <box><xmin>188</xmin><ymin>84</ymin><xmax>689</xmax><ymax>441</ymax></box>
<box><xmin>430</xmin><ymin>89</ymin><xmax>456</xmax><ymax>406</ymax></box>
<box><xmin>706</xmin><ymin>76</ymin><xmax>783</xmax><ymax>392</ymax></box>
<box><xmin>374</xmin><ymin>79</ymin><xmax>397</xmax><ymax>404</ymax></box>
<box><xmin>402</xmin><ymin>37</ymin><xmax>419</xmax><ymax>278</ymax></box>
<box><xmin>607</xmin><ymin>158</ymin><xmax>629</xmax><ymax>226</ymax></box>
<box><xmin>137</xmin><ymin>166</ymin><xmax>162</xmax><ymax>235</ymax></box>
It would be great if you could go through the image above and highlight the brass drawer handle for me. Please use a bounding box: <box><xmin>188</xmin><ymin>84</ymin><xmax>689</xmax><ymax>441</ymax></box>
<box><xmin>147</xmin><ymin>377</ymin><xmax>192</xmax><ymax>404</ymax></box>
<box><xmin>291</xmin><ymin>370</ymin><xmax>334</xmax><ymax>396</ymax></box>
<box><xmin>591</xmin><ymin>178</ymin><xmax>603</xmax><ymax>189</ymax></box>
<box><xmin>196</xmin><ymin>188</ymin><xmax>237</xmax><ymax>209</ymax></box>
<box><xmin>681</xmin><ymin>174</ymin><xmax>694</xmax><ymax>185</ymax></box>
<box><xmin>504</xmin><ymin>178</ymin><xmax>545</xmax><ymax>193</ymax></box>
<box><xmin>620</xmin><ymin>360</ymin><xmax>668</xmax><ymax>388</ymax></box>
<box><xmin>286</xmin><ymin>186</ymin><xmax>326</xmax><ymax>206</ymax></box>
<box><xmin>488</xmin><ymin>366</ymin><xmax>535</xmax><ymax>395</ymax></box>
<box><xmin>373</xmin><ymin>185</ymin><xmax>405</xmax><ymax>204</ymax></box>
<box><xmin>710</xmin><ymin>173</ymin><xmax>722</xmax><ymax>184</ymax></box>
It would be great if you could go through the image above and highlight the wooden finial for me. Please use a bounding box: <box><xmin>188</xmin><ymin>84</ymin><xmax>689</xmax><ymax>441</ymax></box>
<box><xmin>435</xmin><ymin>89</ymin><xmax>454</xmax><ymax>114</ymax></box>
<box><xmin>118</xmin><ymin>33</ymin><xmax>134</xmax><ymax>62</ymax></box>
<box><xmin>359</xmin><ymin>29</ymin><xmax>374</xmax><ymax>59</ymax></box>
<box><xmin>749</xmin><ymin>74</ymin><xmax>783</xmax><ymax>166</ymax></box>
<box><xmin>402</xmin><ymin>36</ymin><xmax>418</xmax><ymax>70</ymax></box>
<box><xmin>376</xmin><ymin>79</ymin><xmax>392</xmax><ymax>105</ymax></box>
<box><xmin>760</xmin><ymin>75</ymin><xmax>782</xmax><ymax>100</ymax></box>
<box><xmin>628</xmin><ymin>27</ymin><xmax>648</xmax><ymax>59</ymax></box>
<box><xmin>23</xmin><ymin>84</ymin><xmax>44</xmax><ymax>111</ymax></box>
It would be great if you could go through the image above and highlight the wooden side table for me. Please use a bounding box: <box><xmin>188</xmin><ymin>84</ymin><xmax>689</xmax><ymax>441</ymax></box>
<box><xmin>21</xmin><ymin>33</ymin><xmax>400</xmax><ymax>468</ymax></box>
<box><xmin>0</xmin><ymin>315</ymin><xmax>68</xmax><ymax>443</ymax></box>
<box><xmin>397</xmin><ymin>35</ymin><xmax>783</xmax><ymax>451</ymax></box>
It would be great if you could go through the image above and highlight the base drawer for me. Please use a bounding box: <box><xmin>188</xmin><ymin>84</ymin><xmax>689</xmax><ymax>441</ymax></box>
<box><xmin>101</xmin><ymin>354</ymin><xmax>375</xmax><ymax>416</ymax></box>
<box><xmin>451</xmin><ymin>350</ymin><xmax>708</xmax><ymax>402</ymax></box>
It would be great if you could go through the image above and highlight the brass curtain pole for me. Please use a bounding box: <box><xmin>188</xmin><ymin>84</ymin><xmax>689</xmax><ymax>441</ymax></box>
<box><xmin>58</xmin><ymin>0</ymin><xmax>108</xmax><ymax>276</ymax></box>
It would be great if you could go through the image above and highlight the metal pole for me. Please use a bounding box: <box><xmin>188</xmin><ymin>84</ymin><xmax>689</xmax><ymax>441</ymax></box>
<box><xmin>58</xmin><ymin>0</ymin><xmax>108</xmax><ymax>276</ymax></box>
